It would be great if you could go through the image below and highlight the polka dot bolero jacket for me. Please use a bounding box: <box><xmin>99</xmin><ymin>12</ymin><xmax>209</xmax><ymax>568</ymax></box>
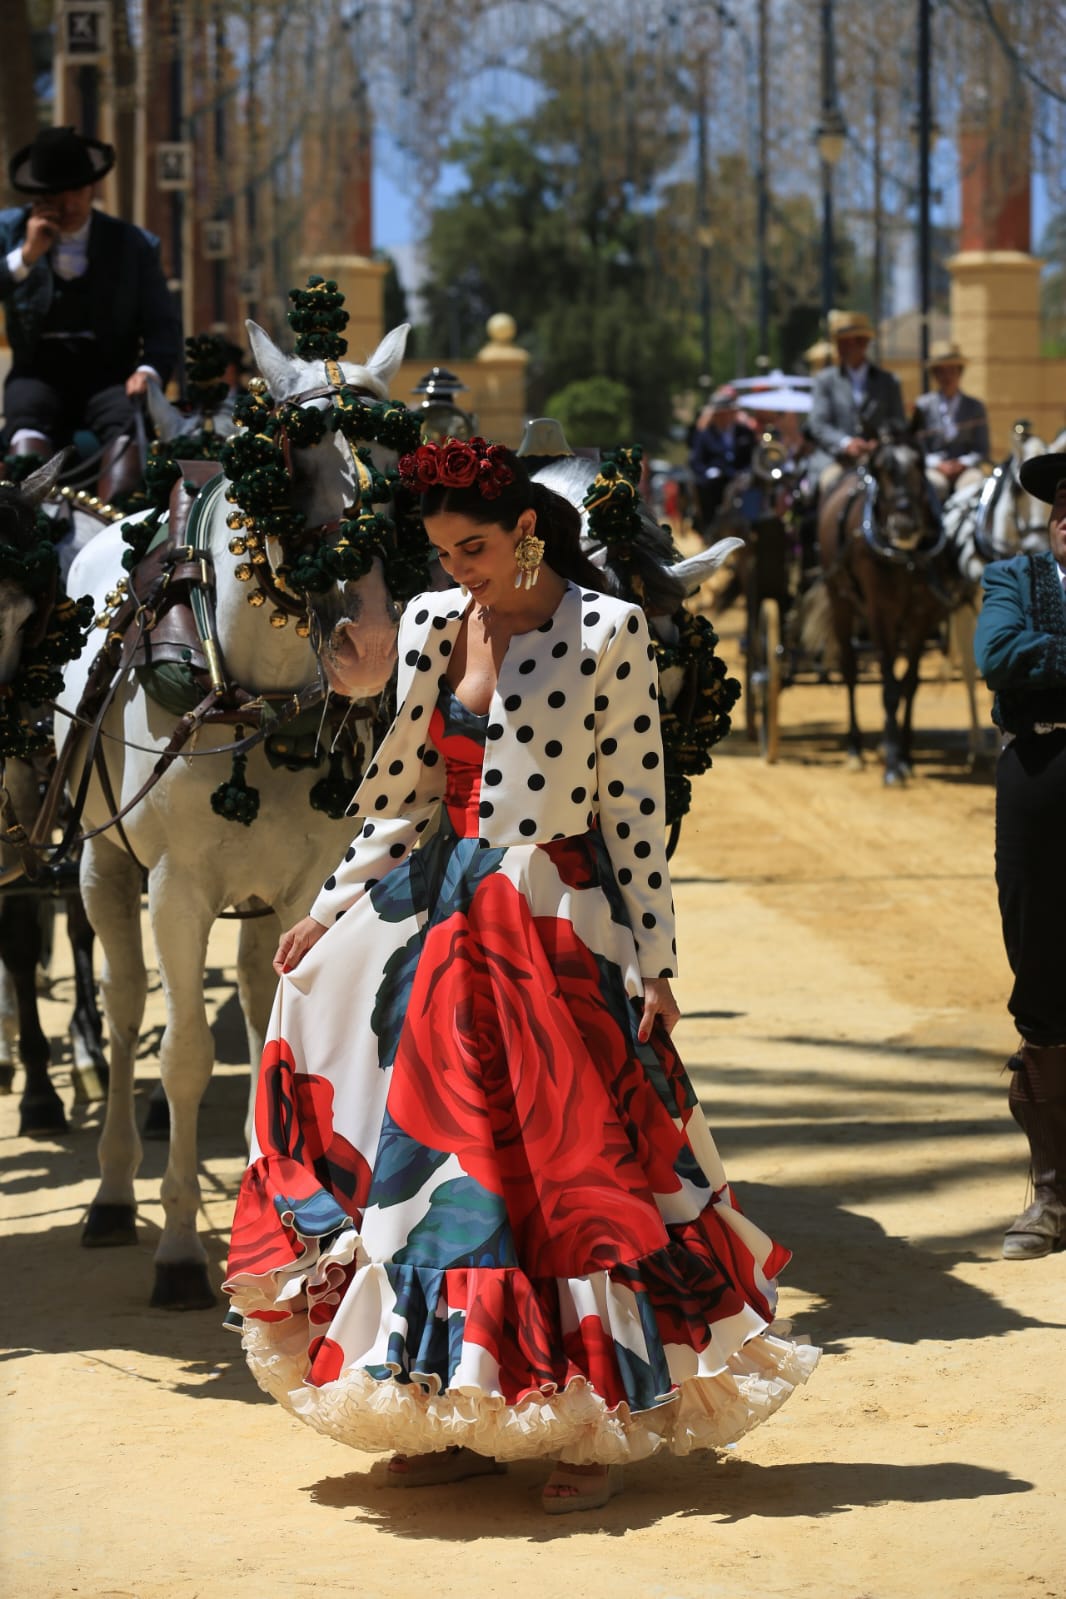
<box><xmin>310</xmin><ymin>581</ymin><xmax>678</xmax><ymax>979</ymax></box>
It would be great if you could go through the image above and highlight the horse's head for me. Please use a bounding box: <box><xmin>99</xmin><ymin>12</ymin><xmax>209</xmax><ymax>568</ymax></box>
<box><xmin>240</xmin><ymin>319</ymin><xmax>412</xmax><ymax>698</ymax></box>
<box><xmin>146</xmin><ymin>377</ymin><xmax>240</xmax><ymax>446</ymax></box>
<box><xmin>0</xmin><ymin>452</ymin><xmax>67</xmax><ymax>686</ymax></box>
<box><xmin>1008</xmin><ymin>426</ymin><xmax>1049</xmax><ymax>553</ymax></box>
<box><xmin>866</xmin><ymin>431</ymin><xmax>938</xmax><ymax>553</ymax></box>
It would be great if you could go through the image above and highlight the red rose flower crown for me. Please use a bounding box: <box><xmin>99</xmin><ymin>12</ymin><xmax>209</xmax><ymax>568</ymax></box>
<box><xmin>398</xmin><ymin>437</ymin><xmax>515</xmax><ymax>501</ymax></box>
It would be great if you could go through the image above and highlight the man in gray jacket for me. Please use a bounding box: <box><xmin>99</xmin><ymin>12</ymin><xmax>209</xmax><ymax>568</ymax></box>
<box><xmin>909</xmin><ymin>340</ymin><xmax>990</xmax><ymax>502</ymax></box>
<box><xmin>808</xmin><ymin>309</ymin><xmax>905</xmax><ymax>496</ymax></box>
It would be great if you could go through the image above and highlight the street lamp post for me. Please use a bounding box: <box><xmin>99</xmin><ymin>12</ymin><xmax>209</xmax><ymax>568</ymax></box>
<box><xmin>916</xmin><ymin>0</ymin><xmax>934</xmax><ymax>391</ymax></box>
<box><xmin>815</xmin><ymin>0</ymin><xmax>846</xmax><ymax>320</ymax></box>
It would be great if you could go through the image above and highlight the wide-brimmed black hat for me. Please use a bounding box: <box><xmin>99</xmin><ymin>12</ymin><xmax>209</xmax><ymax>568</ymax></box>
<box><xmin>1019</xmin><ymin>452</ymin><xmax>1066</xmax><ymax>507</ymax></box>
<box><xmin>9</xmin><ymin>125</ymin><xmax>115</xmax><ymax>196</ymax></box>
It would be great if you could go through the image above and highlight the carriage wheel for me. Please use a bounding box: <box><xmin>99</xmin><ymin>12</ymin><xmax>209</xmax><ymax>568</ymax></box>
<box><xmin>754</xmin><ymin>597</ymin><xmax>782</xmax><ymax>763</ymax></box>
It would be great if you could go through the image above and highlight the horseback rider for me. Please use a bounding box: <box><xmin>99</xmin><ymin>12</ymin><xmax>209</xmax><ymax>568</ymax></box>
<box><xmin>0</xmin><ymin>126</ymin><xmax>182</xmax><ymax>503</ymax></box>
<box><xmin>807</xmin><ymin>309</ymin><xmax>905</xmax><ymax>498</ymax></box>
<box><xmin>910</xmin><ymin>340</ymin><xmax>990</xmax><ymax>504</ymax></box>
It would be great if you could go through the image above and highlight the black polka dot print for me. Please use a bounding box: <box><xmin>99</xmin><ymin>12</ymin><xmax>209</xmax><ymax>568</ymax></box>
<box><xmin>324</xmin><ymin>874</ymin><xmax>336</xmax><ymax>891</ymax></box>
<box><xmin>528</xmin><ymin>773</ymin><xmax>545</xmax><ymax>790</ymax></box>
<box><xmin>423</xmin><ymin>749</ymin><xmax>440</xmax><ymax>767</ymax></box>
<box><xmin>388</xmin><ymin>759</ymin><xmax>404</xmax><ymax>776</ymax></box>
<box><xmin>479</xmin><ymin>800</ymin><xmax>493</xmax><ymax>818</ymax></box>
<box><xmin>582</xmin><ymin>592</ymin><xmax>598</xmax><ymax>601</ymax></box>
<box><xmin>617</xmin><ymin>821</ymin><xmax>630</xmax><ymax>839</ymax></box>
<box><xmin>374</xmin><ymin>795</ymin><xmax>388</xmax><ymax>810</ymax></box>
<box><xmin>504</xmin><ymin>694</ymin><xmax>522</xmax><ymax>711</ymax></box>
<box><xmin>519</xmin><ymin>818</ymin><xmax>536</xmax><ymax>836</ymax></box>
<box><xmin>362</xmin><ymin>822</ymin><xmax>375</xmax><ymax>837</ymax></box>
<box><xmin>416</xmin><ymin>653</ymin><xmax>432</xmax><ymax>672</ymax></box>
<box><xmin>571</xmin><ymin>786</ymin><xmax>586</xmax><ymax>803</ymax></box>
<box><xmin>627</xmin><ymin>614</ymin><xmax>640</xmax><ymax>633</ymax></box>
<box><xmin>602</xmin><ymin>736</ymin><xmax>617</xmax><ymax>755</ymax></box>
<box><xmin>404</xmin><ymin>648</ymin><xmax>419</xmax><ymax>666</ymax></box>
<box><xmin>519</xmin><ymin>658</ymin><xmax>536</xmax><ymax>675</ymax></box>
<box><xmin>642</xmin><ymin>752</ymin><xmax>659</xmax><ymax>769</ymax></box>
<box><xmin>584</xmin><ymin>611</ymin><xmax>600</xmax><ymax>627</ymax></box>
<box><xmin>640</xmin><ymin>798</ymin><xmax>655</xmax><ymax>815</ymax></box>
<box><xmin>618</xmin><ymin>867</ymin><xmax>632</xmax><ymax>885</ymax></box>
<box><xmin>484</xmin><ymin>769</ymin><xmax>502</xmax><ymax>786</ymax></box>
<box><xmin>345</xmin><ymin>847</ymin><xmax>355</xmax><ymax>862</ymax></box>
<box><xmin>634</xmin><ymin>714</ymin><xmax>651</xmax><ymax>733</ymax></box>
<box><xmin>595</xmin><ymin>694</ymin><xmax>608</xmax><ymax>711</ymax></box>
<box><xmin>441</xmin><ymin>640</ymin><xmax>452</xmax><ymax>656</ymax></box>
<box><xmin>634</xmin><ymin>841</ymin><xmax>651</xmax><ymax>858</ymax></box>
<box><xmin>545</xmin><ymin>740</ymin><xmax>562</xmax><ymax>757</ymax></box>
<box><xmin>581</xmin><ymin>659</ymin><xmax>595</xmax><ymax>675</ymax></box>
<box><xmin>548</xmin><ymin>691</ymin><xmax>566</xmax><ymax>708</ymax></box>
<box><xmin>616</xmin><ymin>661</ymin><xmax>631</xmax><ymax>680</ymax></box>
<box><xmin>642</xmin><ymin>913</ymin><xmax>656</xmax><ymax>929</ymax></box>
<box><xmin>658</xmin><ymin>968</ymin><xmax>672</xmax><ymax>979</ymax></box>
<box><xmin>517</xmin><ymin>726</ymin><xmax>534</xmax><ymax>743</ymax></box>
<box><xmin>584</xmin><ymin>713</ymin><xmax>595</xmax><ymax>730</ymax></box>
<box><xmin>552</xmin><ymin>641</ymin><xmax>568</xmax><ymax>658</ymax></box>
<box><xmin>648</xmin><ymin>872</ymin><xmax>662</xmax><ymax>889</ymax></box>
<box><xmin>411</xmin><ymin>704</ymin><xmax>424</xmax><ymax>721</ymax></box>
<box><xmin>608</xmin><ymin>780</ymin><xmax>624</xmax><ymax>797</ymax></box>
<box><xmin>389</xmin><ymin>842</ymin><xmax>406</xmax><ymax>858</ymax></box>
<box><xmin>414</xmin><ymin>608</ymin><xmax>429</xmax><ymax>625</ymax></box>
<box><xmin>486</xmin><ymin>723</ymin><xmax>504</xmax><ymax>741</ymax></box>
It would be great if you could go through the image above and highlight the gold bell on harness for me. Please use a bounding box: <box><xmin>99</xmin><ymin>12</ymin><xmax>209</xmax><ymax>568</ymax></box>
<box><xmin>234</xmin><ymin>563</ymin><xmax>252</xmax><ymax>581</ymax></box>
<box><xmin>295</xmin><ymin>618</ymin><xmax>311</xmax><ymax>638</ymax></box>
<box><xmin>269</xmin><ymin>610</ymin><xmax>289</xmax><ymax>628</ymax></box>
<box><xmin>246</xmin><ymin>591</ymin><xmax>266</xmax><ymax>608</ymax></box>
<box><xmin>229</xmin><ymin>536</ymin><xmax>248</xmax><ymax>556</ymax></box>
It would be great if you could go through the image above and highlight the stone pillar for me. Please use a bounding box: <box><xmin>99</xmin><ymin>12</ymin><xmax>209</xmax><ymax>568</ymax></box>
<box><xmin>295</xmin><ymin>254</ymin><xmax>387</xmax><ymax>362</ymax></box>
<box><xmin>949</xmin><ymin>252</ymin><xmax>1045</xmax><ymax>454</ymax></box>
<box><xmin>473</xmin><ymin>314</ymin><xmax>530</xmax><ymax>447</ymax></box>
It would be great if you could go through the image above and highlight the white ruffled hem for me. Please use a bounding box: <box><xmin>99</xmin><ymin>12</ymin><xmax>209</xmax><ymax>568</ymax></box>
<box><xmin>239</xmin><ymin>1315</ymin><xmax>819</xmax><ymax>1464</ymax></box>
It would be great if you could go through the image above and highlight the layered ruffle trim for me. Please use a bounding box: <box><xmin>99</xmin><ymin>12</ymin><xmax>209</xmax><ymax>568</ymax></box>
<box><xmin>226</xmin><ymin>1202</ymin><xmax>818</xmax><ymax>1463</ymax></box>
<box><xmin>239</xmin><ymin>1311</ymin><xmax>818</xmax><ymax>1464</ymax></box>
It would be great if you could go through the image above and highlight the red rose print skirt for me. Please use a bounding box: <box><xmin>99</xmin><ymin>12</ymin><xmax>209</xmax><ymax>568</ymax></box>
<box><xmin>224</xmin><ymin>687</ymin><xmax>818</xmax><ymax>1462</ymax></box>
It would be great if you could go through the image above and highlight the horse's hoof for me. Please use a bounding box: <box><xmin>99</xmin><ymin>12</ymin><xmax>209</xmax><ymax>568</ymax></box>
<box><xmin>846</xmin><ymin>754</ymin><xmax>863</xmax><ymax>773</ymax></box>
<box><xmin>0</xmin><ymin>1062</ymin><xmax>14</xmax><ymax>1095</ymax></box>
<box><xmin>150</xmin><ymin>1261</ymin><xmax>217</xmax><ymax>1311</ymax></box>
<box><xmin>142</xmin><ymin>1095</ymin><xmax>170</xmax><ymax>1140</ymax></box>
<box><xmin>883</xmin><ymin>768</ymin><xmax>907</xmax><ymax>787</ymax></box>
<box><xmin>19</xmin><ymin>1090</ymin><xmax>69</xmax><ymax>1137</ymax></box>
<box><xmin>71</xmin><ymin>1059</ymin><xmax>110</xmax><ymax>1104</ymax></box>
<box><xmin>82</xmin><ymin>1202</ymin><xmax>138</xmax><ymax>1248</ymax></box>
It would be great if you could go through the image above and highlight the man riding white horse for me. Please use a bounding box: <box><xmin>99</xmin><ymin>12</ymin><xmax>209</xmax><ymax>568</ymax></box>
<box><xmin>0</xmin><ymin>126</ymin><xmax>182</xmax><ymax>504</ymax></box>
<box><xmin>909</xmin><ymin>340</ymin><xmax>990</xmax><ymax>505</ymax></box>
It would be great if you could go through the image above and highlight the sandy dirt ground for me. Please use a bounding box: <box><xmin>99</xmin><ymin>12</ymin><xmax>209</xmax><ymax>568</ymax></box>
<box><xmin>3</xmin><ymin>617</ymin><xmax>1065</xmax><ymax>1599</ymax></box>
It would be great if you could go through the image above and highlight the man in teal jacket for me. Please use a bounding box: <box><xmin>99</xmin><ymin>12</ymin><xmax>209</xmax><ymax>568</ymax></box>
<box><xmin>974</xmin><ymin>450</ymin><xmax>1066</xmax><ymax>1259</ymax></box>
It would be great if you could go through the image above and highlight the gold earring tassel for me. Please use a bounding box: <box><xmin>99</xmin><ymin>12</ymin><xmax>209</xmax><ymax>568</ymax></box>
<box><xmin>513</xmin><ymin>530</ymin><xmax>545</xmax><ymax>590</ymax></box>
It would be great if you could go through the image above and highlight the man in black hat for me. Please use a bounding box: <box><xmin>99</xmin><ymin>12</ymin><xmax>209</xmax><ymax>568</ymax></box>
<box><xmin>0</xmin><ymin>126</ymin><xmax>182</xmax><ymax>501</ymax></box>
<box><xmin>975</xmin><ymin>452</ymin><xmax>1066</xmax><ymax>1259</ymax></box>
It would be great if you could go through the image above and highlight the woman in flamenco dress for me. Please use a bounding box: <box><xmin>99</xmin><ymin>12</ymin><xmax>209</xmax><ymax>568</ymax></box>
<box><xmin>223</xmin><ymin>438</ymin><xmax>819</xmax><ymax>1513</ymax></box>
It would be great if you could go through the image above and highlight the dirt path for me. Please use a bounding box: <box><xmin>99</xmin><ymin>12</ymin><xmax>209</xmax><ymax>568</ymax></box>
<box><xmin>3</xmin><ymin>625</ymin><xmax>1064</xmax><ymax>1599</ymax></box>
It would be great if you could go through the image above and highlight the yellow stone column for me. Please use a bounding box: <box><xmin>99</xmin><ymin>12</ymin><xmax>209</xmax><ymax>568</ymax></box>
<box><xmin>471</xmin><ymin>314</ymin><xmax>530</xmax><ymax>447</ymax></box>
<box><xmin>295</xmin><ymin>255</ymin><xmax>387</xmax><ymax>362</ymax></box>
<box><xmin>949</xmin><ymin>251</ymin><xmax>1059</xmax><ymax>454</ymax></box>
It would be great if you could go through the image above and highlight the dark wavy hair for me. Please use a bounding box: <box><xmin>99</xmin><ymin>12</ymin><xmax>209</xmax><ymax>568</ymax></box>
<box><xmin>419</xmin><ymin>448</ymin><xmax>608</xmax><ymax>593</ymax></box>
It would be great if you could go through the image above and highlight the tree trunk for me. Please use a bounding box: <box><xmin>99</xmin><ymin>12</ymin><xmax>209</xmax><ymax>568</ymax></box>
<box><xmin>0</xmin><ymin>0</ymin><xmax>38</xmax><ymax>201</ymax></box>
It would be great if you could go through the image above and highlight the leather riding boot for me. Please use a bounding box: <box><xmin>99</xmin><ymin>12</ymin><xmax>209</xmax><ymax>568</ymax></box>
<box><xmin>10</xmin><ymin>432</ymin><xmax>53</xmax><ymax>465</ymax></box>
<box><xmin>97</xmin><ymin>433</ymin><xmax>141</xmax><ymax>506</ymax></box>
<box><xmin>1004</xmin><ymin>1043</ymin><xmax>1066</xmax><ymax>1260</ymax></box>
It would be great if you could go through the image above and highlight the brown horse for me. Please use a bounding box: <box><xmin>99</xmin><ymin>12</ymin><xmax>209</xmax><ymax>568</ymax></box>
<box><xmin>811</xmin><ymin>435</ymin><xmax>954</xmax><ymax>784</ymax></box>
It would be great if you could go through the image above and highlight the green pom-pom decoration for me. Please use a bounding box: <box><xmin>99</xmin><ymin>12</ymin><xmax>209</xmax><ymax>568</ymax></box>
<box><xmin>209</xmin><ymin>752</ymin><xmax>260</xmax><ymax>826</ymax></box>
<box><xmin>288</xmin><ymin>276</ymin><xmax>349</xmax><ymax>362</ymax></box>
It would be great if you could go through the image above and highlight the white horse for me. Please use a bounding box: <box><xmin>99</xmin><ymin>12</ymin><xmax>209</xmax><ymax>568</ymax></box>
<box><xmin>58</xmin><ymin>322</ymin><xmax>410</xmax><ymax>1309</ymax></box>
<box><xmin>943</xmin><ymin>429</ymin><xmax>1048</xmax><ymax>764</ymax></box>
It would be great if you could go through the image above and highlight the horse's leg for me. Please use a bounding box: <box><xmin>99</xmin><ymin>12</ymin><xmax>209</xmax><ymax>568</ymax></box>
<box><xmin>828</xmin><ymin>588</ymin><xmax>862</xmax><ymax>766</ymax></box>
<box><xmin>65</xmin><ymin>888</ymin><xmax>109</xmax><ymax>1103</ymax></box>
<box><xmin>236</xmin><ymin>910</ymin><xmax>281</xmax><ymax>1146</ymax></box>
<box><xmin>81</xmin><ymin>837</ymin><xmax>147</xmax><ymax>1247</ymax></box>
<box><xmin>0</xmin><ymin>893</ymin><xmax>65</xmax><ymax>1135</ymax></box>
<box><xmin>952</xmin><ymin>597</ymin><xmax>987</xmax><ymax>767</ymax></box>
<box><xmin>149</xmin><ymin>872</ymin><xmax>217</xmax><ymax>1309</ymax></box>
<box><xmin>0</xmin><ymin>963</ymin><xmax>17</xmax><ymax>1095</ymax></box>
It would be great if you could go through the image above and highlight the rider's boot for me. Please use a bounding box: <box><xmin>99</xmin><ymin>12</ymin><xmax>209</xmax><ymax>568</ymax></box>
<box><xmin>9</xmin><ymin>431</ymin><xmax>53</xmax><ymax>467</ymax></box>
<box><xmin>1003</xmin><ymin>1043</ymin><xmax>1066</xmax><ymax>1259</ymax></box>
<box><xmin>97</xmin><ymin>433</ymin><xmax>140</xmax><ymax>507</ymax></box>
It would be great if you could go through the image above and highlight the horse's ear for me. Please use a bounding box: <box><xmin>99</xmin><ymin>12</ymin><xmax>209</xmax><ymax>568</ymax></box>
<box><xmin>363</xmin><ymin>324</ymin><xmax>410</xmax><ymax>392</ymax></box>
<box><xmin>145</xmin><ymin>379</ymin><xmax>189</xmax><ymax>442</ymax></box>
<box><xmin>246</xmin><ymin>320</ymin><xmax>295</xmax><ymax>399</ymax></box>
<box><xmin>19</xmin><ymin>449</ymin><xmax>72</xmax><ymax>506</ymax></box>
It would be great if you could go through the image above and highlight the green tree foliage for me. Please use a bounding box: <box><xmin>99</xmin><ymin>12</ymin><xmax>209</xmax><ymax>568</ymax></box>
<box><xmin>544</xmin><ymin>376</ymin><xmax>633</xmax><ymax>447</ymax></box>
<box><xmin>420</xmin><ymin>37</ymin><xmax>701</xmax><ymax>445</ymax></box>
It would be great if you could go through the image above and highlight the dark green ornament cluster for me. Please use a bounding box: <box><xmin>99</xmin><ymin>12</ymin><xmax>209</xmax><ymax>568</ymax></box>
<box><xmin>0</xmin><ymin>540</ymin><xmax>94</xmax><ymax>759</ymax></box>
<box><xmin>582</xmin><ymin>446</ymin><xmax>739</xmax><ymax>827</ymax></box>
<box><xmin>288</xmin><ymin>276</ymin><xmax>349</xmax><ymax>362</ymax></box>
<box><xmin>209</xmin><ymin>750</ymin><xmax>260</xmax><ymax>826</ymax></box>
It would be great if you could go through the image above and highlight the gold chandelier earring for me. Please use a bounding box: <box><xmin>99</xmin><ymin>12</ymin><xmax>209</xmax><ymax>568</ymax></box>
<box><xmin>513</xmin><ymin>528</ymin><xmax>545</xmax><ymax>590</ymax></box>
